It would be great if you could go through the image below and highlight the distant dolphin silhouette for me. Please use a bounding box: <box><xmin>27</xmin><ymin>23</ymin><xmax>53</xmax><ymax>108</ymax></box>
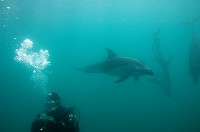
<box><xmin>150</xmin><ymin>28</ymin><xmax>172</xmax><ymax>97</ymax></box>
<box><xmin>183</xmin><ymin>16</ymin><xmax>200</xmax><ymax>26</ymax></box>
<box><xmin>75</xmin><ymin>48</ymin><xmax>153</xmax><ymax>83</ymax></box>
<box><xmin>189</xmin><ymin>29</ymin><xmax>200</xmax><ymax>85</ymax></box>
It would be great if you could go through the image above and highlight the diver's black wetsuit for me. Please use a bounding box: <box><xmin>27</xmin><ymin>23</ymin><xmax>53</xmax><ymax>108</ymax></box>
<box><xmin>31</xmin><ymin>105</ymin><xmax>79</xmax><ymax>132</ymax></box>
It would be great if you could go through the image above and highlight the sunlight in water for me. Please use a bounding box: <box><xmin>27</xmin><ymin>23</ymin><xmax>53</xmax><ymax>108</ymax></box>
<box><xmin>15</xmin><ymin>39</ymin><xmax>51</xmax><ymax>93</ymax></box>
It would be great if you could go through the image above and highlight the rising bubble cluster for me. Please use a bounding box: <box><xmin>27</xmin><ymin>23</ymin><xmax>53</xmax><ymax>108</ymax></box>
<box><xmin>15</xmin><ymin>39</ymin><xmax>51</xmax><ymax>93</ymax></box>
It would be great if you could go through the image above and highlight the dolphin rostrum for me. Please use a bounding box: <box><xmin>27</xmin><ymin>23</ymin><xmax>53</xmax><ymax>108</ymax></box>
<box><xmin>76</xmin><ymin>48</ymin><xmax>153</xmax><ymax>83</ymax></box>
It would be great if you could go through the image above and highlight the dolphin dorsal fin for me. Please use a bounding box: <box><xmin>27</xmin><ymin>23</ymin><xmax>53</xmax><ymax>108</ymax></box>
<box><xmin>105</xmin><ymin>48</ymin><xmax>117</xmax><ymax>58</ymax></box>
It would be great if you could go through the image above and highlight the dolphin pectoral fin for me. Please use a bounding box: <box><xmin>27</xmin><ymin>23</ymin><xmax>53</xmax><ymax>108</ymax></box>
<box><xmin>135</xmin><ymin>76</ymin><xmax>139</xmax><ymax>81</ymax></box>
<box><xmin>115</xmin><ymin>75</ymin><xmax>130</xmax><ymax>83</ymax></box>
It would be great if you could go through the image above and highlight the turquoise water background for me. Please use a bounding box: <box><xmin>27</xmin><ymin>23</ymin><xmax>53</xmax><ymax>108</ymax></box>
<box><xmin>1</xmin><ymin>0</ymin><xmax>200</xmax><ymax>132</ymax></box>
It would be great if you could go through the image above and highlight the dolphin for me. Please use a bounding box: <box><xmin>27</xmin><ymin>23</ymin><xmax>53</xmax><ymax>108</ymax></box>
<box><xmin>189</xmin><ymin>28</ymin><xmax>200</xmax><ymax>85</ymax></box>
<box><xmin>183</xmin><ymin>16</ymin><xmax>200</xmax><ymax>26</ymax></box>
<box><xmin>150</xmin><ymin>28</ymin><xmax>172</xmax><ymax>97</ymax></box>
<box><xmin>75</xmin><ymin>48</ymin><xmax>154</xmax><ymax>83</ymax></box>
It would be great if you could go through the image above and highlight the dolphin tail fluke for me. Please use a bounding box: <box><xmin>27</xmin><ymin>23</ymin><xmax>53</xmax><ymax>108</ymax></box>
<box><xmin>163</xmin><ymin>84</ymin><xmax>171</xmax><ymax>98</ymax></box>
<box><xmin>159</xmin><ymin>78</ymin><xmax>171</xmax><ymax>98</ymax></box>
<box><xmin>166</xmin><ymin>55</ymin><xmax>173</xmax><ymax>67</ymax></box>
<box><xmin>149</xmin><ymin>78</ymin><xmax>171</xmax><ymax>97</ymax></box>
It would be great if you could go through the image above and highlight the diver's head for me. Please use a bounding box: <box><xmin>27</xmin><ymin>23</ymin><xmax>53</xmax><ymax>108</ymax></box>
<box><xmin>45</xmin><ymin>92</ymin><xmax>61</xmax><ymax>109</ymax></box>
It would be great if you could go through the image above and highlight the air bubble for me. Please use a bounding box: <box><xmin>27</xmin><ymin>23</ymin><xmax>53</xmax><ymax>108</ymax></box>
<box><xmin>15</xmin><ymin>39</ymin><xmax>51</xmax><ymax>93</ymax></box>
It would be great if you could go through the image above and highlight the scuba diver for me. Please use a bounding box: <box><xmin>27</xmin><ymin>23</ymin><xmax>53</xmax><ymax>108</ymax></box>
<box><xmin>31</xmin><ymin>92</ymin><xmax>80</xmax><ymax>132</ymax></box>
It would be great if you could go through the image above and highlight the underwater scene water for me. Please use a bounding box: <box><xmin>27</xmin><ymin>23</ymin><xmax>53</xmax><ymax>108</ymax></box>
<box><xmin>1</xmin><ymin>0</ymin><xmax>200</xmax><ymax>132</ymax></box>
